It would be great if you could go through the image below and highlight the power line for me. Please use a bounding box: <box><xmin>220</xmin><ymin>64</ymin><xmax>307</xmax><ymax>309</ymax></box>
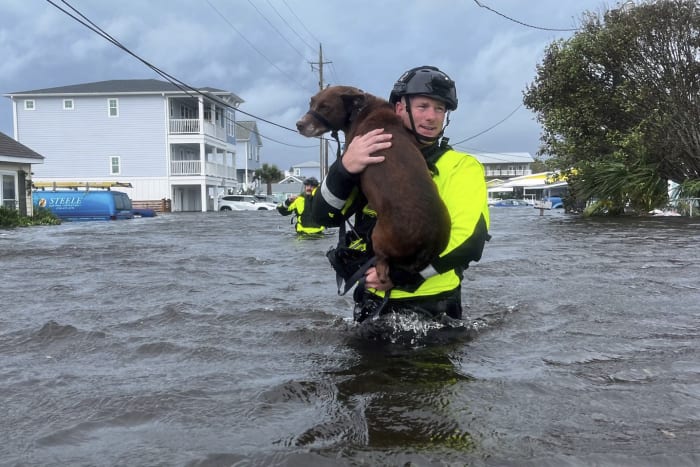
<box><xmin>452</xmin><ymin>103</ymin><xmax>523</xmax><ymax>145</ymax></box>
<box><xmin>205</xmin><ymin>0</ymin><xmax>307</xmax><ymax>90</ymax></box>
<box><xmin>264</xmin><ymin>0</ymin><xmax>316</xmax><ymax>53</ymax></box>
<box><xmin>473</xmin><ymin>0</ymin><xmax>579</xmax><ymax>32</ymax></box>
<box><xmin>272</xmin><ymin>1</ymin><xmax>343</xmax><ymax>87</ymax></box>
<box><xmin>281</xmin><ymin>0</ymin><xmax>322</xmax><ymax>46</ymax></box>
<box><xmin>47</xmin><ymin>0</ymin><xmax>319</xmax><ymax>150</ymax></box>
<box><xmin>246</xmin><ymin>0</ymin><xmax>307</xmax><ymax>60</ymax></box>
<box><xmin>453</xmin><ymin>146</ymin><xmax>533</xmax><ymax>163</ymax></box>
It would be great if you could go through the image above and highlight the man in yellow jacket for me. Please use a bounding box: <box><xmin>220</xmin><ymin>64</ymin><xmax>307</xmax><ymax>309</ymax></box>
<box><xmin>277</xmin><ymin>177</ymin><xmax>325</xmax><ymax>235</ymax></box>
<box><xmin>310</xmin><ymin>66</ymin><xmax>490</xmax><ymax>322</ymax></box>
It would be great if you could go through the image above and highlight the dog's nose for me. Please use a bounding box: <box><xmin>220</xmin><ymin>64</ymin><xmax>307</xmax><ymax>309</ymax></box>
<box><xmin>296</xmin><ymin>121</ymin><xmax>304</xmax><ymax>131</ymax></box>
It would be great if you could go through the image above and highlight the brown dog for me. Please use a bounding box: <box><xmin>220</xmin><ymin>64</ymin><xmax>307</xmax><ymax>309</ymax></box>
<box><xmin>296</xmin><ymin>85</ymin><xmax>451</xmax><ymax>286</ymax></box>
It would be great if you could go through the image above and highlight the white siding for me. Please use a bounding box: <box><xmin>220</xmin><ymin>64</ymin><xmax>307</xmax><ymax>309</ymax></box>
<box><xmin>17</xmin><ymin>95</ymin><xmax>167</xmax><ymax>179</ymax></box>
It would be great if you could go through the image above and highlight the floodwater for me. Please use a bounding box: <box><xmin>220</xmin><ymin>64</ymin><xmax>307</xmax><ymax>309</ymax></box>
<box><xmin>1</xmin><ymin>208</ymin><xmax>699</xmax><ymax>466</ymax></box>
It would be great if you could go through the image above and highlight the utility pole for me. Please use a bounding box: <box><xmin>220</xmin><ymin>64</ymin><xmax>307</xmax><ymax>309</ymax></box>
<box><xmin>310</xmin><ymin>44</ymin><xmax>332</xmax><ymax>180</ymax></box>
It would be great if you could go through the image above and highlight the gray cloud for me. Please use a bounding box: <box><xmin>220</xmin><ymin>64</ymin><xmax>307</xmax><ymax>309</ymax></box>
<box><xmin>1</xmin><ymin>0</ymin><xmax>610</xmax><ymax>166</ymax></box>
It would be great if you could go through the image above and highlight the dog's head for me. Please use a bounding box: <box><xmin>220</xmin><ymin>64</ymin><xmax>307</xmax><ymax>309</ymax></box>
<box><xmin>296</xmin><ymin>86</ymin><xmax>366</xmax><ymax>137</ymax></box>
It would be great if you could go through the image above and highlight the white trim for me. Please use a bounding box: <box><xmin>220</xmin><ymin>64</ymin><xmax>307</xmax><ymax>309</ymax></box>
<box><xmin>0</xmin><ymin>170</ymin><xmax>18</xmax><ymax>209</ymax></box>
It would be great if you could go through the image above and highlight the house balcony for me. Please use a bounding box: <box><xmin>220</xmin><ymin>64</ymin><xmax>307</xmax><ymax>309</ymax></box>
<box><xmin>169</xmin><ymin>118</ymin><xmax>226</xmax><ymax>141</ymax></box>
<box><xmin>484</xmin><ymin>168</ymin><xmax>532</xmax><ymax>178</ymax></box>
<box><xmin>171</xmin><ymin>160</ymin><xmax>236</xmax><ymax>179</ymax></box>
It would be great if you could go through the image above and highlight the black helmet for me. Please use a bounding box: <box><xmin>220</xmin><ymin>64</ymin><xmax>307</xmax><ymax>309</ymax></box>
<box><xmin>303</xmin><ymin>177</ymin><xmax>319</xmax><ymax>187</ymax></box>
<box><xmin>389</xmin><ymin>65</ymin><xmax>458</xmax><ymax>111</ymax></box>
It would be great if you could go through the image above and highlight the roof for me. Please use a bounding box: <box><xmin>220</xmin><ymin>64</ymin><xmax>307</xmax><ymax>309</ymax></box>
<box><xmin>4</xmin><ymin>79</ymin><xmax>244</xmax><ymax>104</ymax></box>
<box><xmin>470</xmin><ymin>152</ymin><xmax>534</xmax><ymax>164</ymax></box>
<box><xmin>0</xmin><ymin>131</ymin><xmax>44</xmax><ymax>162</ymax></box>
<box><xmin>529</xmin><ymin>180</ymin><xmax>569</xmax><ymax>190</ymax></box>
<box><xmin>278</xmin><ymin>175</ymin><xmax>304</xmax><ymax>184</ymax></box>
<box><xmin>235</xmin><ymin>120</ymin><xmax>260</xmax><ymax>141</ymax></box>
<box><xmin>292</xmin><ymin>160</ymin><xmax>320</xmax><ymax>168</ymax></box>
<box><xmin>501</xmin><ymin>172</ymin><xmax>554</xmax><ymax>188</ymax></box>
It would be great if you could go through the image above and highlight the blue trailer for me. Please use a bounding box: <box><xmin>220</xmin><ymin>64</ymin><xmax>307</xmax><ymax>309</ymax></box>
<box><xmin>33</xmin><ymin>190</ymin><xmax>134</xmax><ymax>221</ymax></box>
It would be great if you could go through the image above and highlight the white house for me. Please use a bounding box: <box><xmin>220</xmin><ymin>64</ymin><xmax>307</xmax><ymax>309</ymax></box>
<box><xmin>4</xmin><ymin>79</ymin><xmax>245</xmax><ymax>212</ymax></box>
<box><xmin>289</xmin><ymin>160</ymin><xmax>321</xmax><ymax>181</ymax></box>
<box><xmin>471</xmin><ymin>152</ymin><xmax>534</xmax><ymax>179</ymax></box>
<box><xmin>0</xmin><ymin>131</ymin><xmax>44</xmax><ymax>216</ymax></box>
<box><xmin>270</xmin><ymin>174</ymin><xmax>305</xmax><ymax>203</ymax></box>
<box><xmin>234</xmin><ymin>120</ymin><xmax>262</xmax><ymax>192</ymax></box>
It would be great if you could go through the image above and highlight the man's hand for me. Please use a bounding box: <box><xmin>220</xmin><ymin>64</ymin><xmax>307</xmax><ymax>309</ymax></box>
<box><xmin>364</xmin><ymin>266</ymin><xmax>394</xmax><ymax>291</ymax></box>
<box><xmin>342</xmin><ymin>128</ymin><xmax>392</xmax><ymax>174</ymax></box>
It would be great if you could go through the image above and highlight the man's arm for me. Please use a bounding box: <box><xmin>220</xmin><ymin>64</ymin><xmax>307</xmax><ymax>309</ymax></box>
<box><xmin>310</xmin><ymin>129</ymin><xmax>391</xmax><ymax>226</ymax></box>
<box><xmin>431</xmin><ymin>156</ymin><xmax>490</xmax><ymax>274</ymax></box>
<box><xmin>364</xmin><ymin>154</ymin><xmax>491</xmax><ymax>291</ymax></box>
<box><xmin>276</xmin><ymin>196</ymin><xmax>296</xmax><ymax>216</ymax></box>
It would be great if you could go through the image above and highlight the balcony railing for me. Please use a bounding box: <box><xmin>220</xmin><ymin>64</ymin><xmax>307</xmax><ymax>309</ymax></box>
<box><xmin>485</xmin><ymin>169</ymin><xmax>532</xmax><ymax>178</ymax></box>
<box><xmin>171</xmin><ymin>160</ymin><xmax>201</xmax><ymax>175</ymax></box>
<box><xmin>169</xmin><ymin>119</ymin><xmax>227</xmax><ymax>140</ymax></box>
<box><xmin>170</xmin><ymin>118</ymin><xmax>200</xmax><ymax>134</ymax></box>
<box><xmin>171</xmin><ymin>160</ymin><xmax>235</xmax><ymax>179</ymax></box>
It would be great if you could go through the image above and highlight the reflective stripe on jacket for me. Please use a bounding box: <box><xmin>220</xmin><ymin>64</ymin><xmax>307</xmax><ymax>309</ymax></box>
<box><xmin>311</xmin><ymin>145</ymin><xmax>490</xmax><ymax>298</ymax></box>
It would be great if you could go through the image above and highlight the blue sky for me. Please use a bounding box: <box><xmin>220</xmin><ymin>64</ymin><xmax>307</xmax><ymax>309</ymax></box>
<box><xmin>1</xmin><ymin>0</ymin><xmax>614</xmax><ymax>169</ymax></box>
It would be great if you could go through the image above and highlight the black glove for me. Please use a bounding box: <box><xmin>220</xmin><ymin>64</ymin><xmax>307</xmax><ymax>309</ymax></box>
<box><xmin>388</xmin><ymin>267</ymin><xmax>425</xmax><ymax>293</ymax></box>
<box><xmin>327</xmin><ymin>246</ymin><xmax>372</xmax><ymax>281</ymax></box>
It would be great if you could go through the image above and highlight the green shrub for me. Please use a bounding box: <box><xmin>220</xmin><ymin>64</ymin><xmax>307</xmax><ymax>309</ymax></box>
<box><xmin>0</xmin><ymin>205</ymin><xmax>61</xmax><ymax>228</ymax></box>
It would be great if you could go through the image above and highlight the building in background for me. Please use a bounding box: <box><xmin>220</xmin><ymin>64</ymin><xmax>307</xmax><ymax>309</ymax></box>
<box><xmin>234</xmin><ymin>120</ymin><xmax>262</xmax><ymax>193</ymax></box>
<box><xmin>0</xmin><ymin>131</ymin><xmax>44</xmax><ymax>216</ymax></box>
<box><xmin>288</xmin><ymin>160</ymin><xmax>321</xmax><ymax>181</ymax></box>
<box><xmin>5</xmin><ymin>79</ymin><xmax>244</xmax><ymax>212</ymax></box>
<box><xmin>471</xmin><ymin>152</ymin><xmax>534</xmax><ymax>180</ymax></box>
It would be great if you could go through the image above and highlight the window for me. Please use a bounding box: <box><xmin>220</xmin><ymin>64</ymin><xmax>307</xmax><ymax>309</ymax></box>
<box><xmin>108</xmin><ymin>98</ymin><xmax>119</xmax><ymax>117</ymax></box>
<box><xmin>24</xmin><ymin>100</ymin><xmax>35</xmax><ymax>110</ymax></box>
<box><xmin>180</xmin><ymin>105</ymin><xmax>194</xmax><ymax>119</ymax></box>
<box><xmin>63</xmin><ymin>99</ymin><xmax>74</xmax><ymax>110</ymax></box>
<box><xmin>227</xmin><ymin>111</ymin><xmax>235</xmax><ymax>136</ymax></box>
<box><xmin>110</xmin><ymin>156</ymin><xmax>121</xmax><ymax>175</ymax></box>
<box><xmin>1</xmin><ymin>173</ymin><xmax>17</xmax><ymax>209</ymax></box>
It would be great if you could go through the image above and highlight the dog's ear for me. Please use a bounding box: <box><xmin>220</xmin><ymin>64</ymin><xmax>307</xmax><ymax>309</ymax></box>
<box><xmin>341</xmin><ymin>88</ymin><xmax>366</xmax><ymax>112</ymax></box>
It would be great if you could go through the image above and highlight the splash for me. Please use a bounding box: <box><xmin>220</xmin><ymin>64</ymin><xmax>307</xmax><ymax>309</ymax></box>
<box><xmin>351</xmin><ymin>311</ymin><xmax>481</xmax><ymax>347</ymax></box>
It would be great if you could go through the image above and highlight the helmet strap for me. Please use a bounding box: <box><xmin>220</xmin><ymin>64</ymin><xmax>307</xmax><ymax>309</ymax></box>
<box><xmin>403</xmin><ymin>96</ymin><xmax>451</xmax><ymax>146</ymax></box>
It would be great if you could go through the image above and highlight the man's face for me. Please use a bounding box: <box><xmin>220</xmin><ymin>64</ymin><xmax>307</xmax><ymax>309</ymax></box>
<box><xmin>304</xmin><ymin>184</ymin><xmax>314</xmax><ymax>194</ymax></box>
<box><xmin>395</xmin><ymin>95</ymin><xmax>447</xmax><ymax>141</ymax></box>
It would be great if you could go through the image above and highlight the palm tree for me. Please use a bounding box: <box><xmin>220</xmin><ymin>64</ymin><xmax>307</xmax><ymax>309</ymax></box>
<box><xmin>253</xmin><ymin>163</ymin><xmax>283</xmax><ymax>195</ymax></box>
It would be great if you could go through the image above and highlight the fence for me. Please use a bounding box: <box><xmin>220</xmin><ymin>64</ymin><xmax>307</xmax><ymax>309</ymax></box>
<box><xmin>132</xmin><ymin>199</ymin><xmax>172</xmax><ymax>213</ymax></box>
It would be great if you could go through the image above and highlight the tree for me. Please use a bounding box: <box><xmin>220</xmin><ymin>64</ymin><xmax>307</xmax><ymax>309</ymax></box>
<box><xmin>253</xmin><ymin>163</ymin><xmax>283</xmax><ymax>195</ymax></box>
<box><xmin>523</xmin><ymin>0</ymin><xmax>700</xmax><ymax>214</ymax></box>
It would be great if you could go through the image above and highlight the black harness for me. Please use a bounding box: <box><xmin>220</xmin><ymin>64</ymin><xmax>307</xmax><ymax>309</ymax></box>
<box><xmin>306</xmin><ymin>110</ymin><xmax>341</xmax><ymax>158</ymax></box>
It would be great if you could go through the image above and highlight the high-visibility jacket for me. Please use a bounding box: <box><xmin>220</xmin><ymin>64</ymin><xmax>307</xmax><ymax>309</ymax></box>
<box><xmin>277</xmin><ymin>189</ymin><xmax>325</xmax><ymax>235</ymax></box>
<box><xmin>311</xmin><ymin>140</ymin><xmax>490</xmax><ymax>299</ymax></box>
